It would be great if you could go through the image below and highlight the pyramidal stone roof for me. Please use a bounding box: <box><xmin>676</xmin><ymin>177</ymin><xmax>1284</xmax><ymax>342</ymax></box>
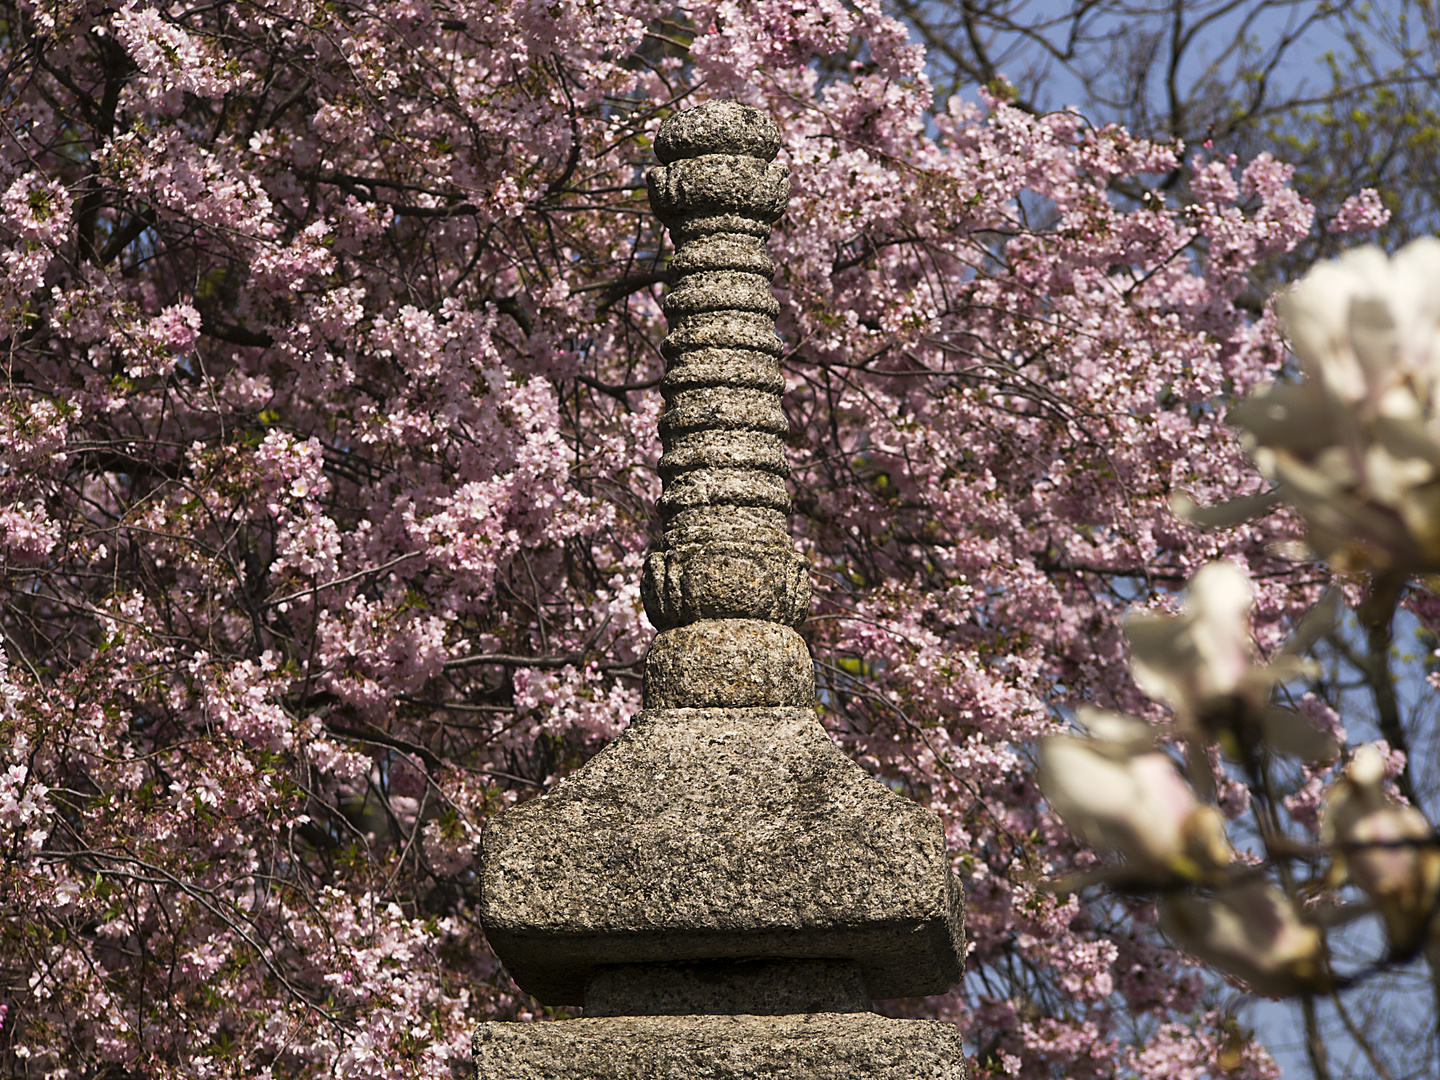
<box><xmin>473</xmin><ymin>101</ymin><xmax>968</xmax><ymax>1080</ymax></box>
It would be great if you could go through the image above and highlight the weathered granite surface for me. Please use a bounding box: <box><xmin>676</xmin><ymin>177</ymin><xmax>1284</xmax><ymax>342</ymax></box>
<box><xmin>480</xmin><ymin>707</ymin><xmax>963</xmax><ymax>1002</ymax></box>
<box><xmin>473</xmin><ymin>1013</ymin><xmax>968</xmax><ymax>1080</ymax></box>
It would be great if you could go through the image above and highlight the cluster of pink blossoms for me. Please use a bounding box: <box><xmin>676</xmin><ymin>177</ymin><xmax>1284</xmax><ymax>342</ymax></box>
<box><xmin>0</xmin><ymin>0</ymin><xmax>1396</xmax><ymax>1076</ymax></box>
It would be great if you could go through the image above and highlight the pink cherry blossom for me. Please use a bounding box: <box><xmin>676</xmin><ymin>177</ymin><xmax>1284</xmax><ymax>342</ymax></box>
<box><xmin>1329</xmin><ymin>189</ymin><xmax>1390</xmax><ymax>235</ymax></box>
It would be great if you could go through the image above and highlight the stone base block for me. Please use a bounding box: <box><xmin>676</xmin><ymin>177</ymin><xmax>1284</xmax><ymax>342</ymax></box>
<box><xmin>479</xmin><ymin>707</ymin><xmax>964</xmax><ymax>1004</ymax></box>
<box><xmin>472</xmin><ymin>1013</ymin><xmax>967</xmax><ymax>1079</ymax></box>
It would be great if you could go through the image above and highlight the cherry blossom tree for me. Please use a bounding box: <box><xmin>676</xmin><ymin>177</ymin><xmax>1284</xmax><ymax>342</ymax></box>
<box><xmin>0</xmin><ymin>0</ymin><xmax>1402</xmax><ymax>1078</ymax></box>
<box><xmin>888</xmin><ymin>0</ymin><xmax>1440</xmax><ymax>266</ymax></box>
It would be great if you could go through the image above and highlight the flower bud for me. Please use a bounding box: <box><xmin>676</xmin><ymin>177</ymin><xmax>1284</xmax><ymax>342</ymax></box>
<box><xmin>1322</xmin><ymin>744</ymin><xmax>1440</xmax><ymax>952</ymax></box>
<box><xmin>1124</xmin><ymin>562</ymin><xmax>1332</xmax><ymax>762</ymax></box>
<box><xmin>1039</xmin><ymin>733</ymin><xmax>1230</xmax><ymax>881</ymax></box>
<box><xmin>1160</xmin><ymin>883</ymin><xmax>1328</xmax><ymax>997</ymax></box>
<box><xmin>1226</xmin><ymin>239</ymin><xmax>1440</xmax><ymax>574</ymax></box>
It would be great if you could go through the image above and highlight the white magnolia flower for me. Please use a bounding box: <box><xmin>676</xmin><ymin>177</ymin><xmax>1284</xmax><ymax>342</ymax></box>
<box><xmin>1160</xmin><ymin>882</ymin><xmax>1329</xmax><ymax>997</ymax></box>
<box><xmin>1281</xmin><ymin>241</ymin><xmax>1440</xmax><ymax>416</ymax></box>
<box><xmin>1227</xmin><ymin>238</ymin><xmax>1440</xmax><ymax>573</ymax></box>
<box><xmin>1125</xmin><ymin>562</ymin><xmax>1332</xmax><ymax>762</ymax></box>
<box><xmin>1039</xmin><ymin>713</ymin><xmax>1231</xmax><ymax>881</ymax></box>
<box><xmin>1322</xmin><ymin>744</ymin><xmax>1440</xmax><ymax>952</ymax></box>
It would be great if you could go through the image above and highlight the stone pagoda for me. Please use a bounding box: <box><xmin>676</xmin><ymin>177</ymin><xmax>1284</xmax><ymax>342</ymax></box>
<box><xmin>473</xmin><ymin>100</ymin><xmax>967</xmax><ymax>1078</ymax></box>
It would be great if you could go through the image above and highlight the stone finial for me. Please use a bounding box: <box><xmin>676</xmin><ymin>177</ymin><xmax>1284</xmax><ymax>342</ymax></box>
<box><xmin>653</xmin><ymin>100</ymin><xmax>783</xmax><ymax>163</ymax></box>
<box><xmin>641</xmin><ymin>102</ymin><xmax>814</xmax><ymax>710</ymax></box>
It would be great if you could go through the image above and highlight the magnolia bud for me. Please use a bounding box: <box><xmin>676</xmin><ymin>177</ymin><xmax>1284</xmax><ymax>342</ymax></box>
<box><xmin>1322</xmin><ymin>744</ymin><xmax>1440</xmax><ymax>952</ymax></box>
<box><xmin>1124</xmin><ymin>562</ymin><xmax>1331</xmax><ymax>762</ymax></box>
<box><xmin>1039</xmin><ymin>733</ymin><xmax>1230</xmax><ymax>881</ymax></box>
<box><xmin>1160</xmin><ymin>884</ymin><xmax>1328</xmax><ymax>997</ymax></box>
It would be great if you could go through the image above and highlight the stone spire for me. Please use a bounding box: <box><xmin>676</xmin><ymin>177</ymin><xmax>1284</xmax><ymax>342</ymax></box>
<box><xmin>473</xmin><ymin>101</ymin><xmax>967</xmax><ymax>1079</ymax></box>
<box><xmin>642</xmin><ymin>101</ymin><xmax>813</xmax><ymax>712</ymax></box>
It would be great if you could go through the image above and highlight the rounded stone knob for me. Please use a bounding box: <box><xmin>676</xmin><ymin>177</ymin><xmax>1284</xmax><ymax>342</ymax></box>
<box><xmin>644</xmin><ymin>620</ymin><xmax>815</xmax><ymax>708</ymax></box>
<box><xmin>654</xmin><ymin>100</ymin><xmax>783</xmax><ymax>164</ymax></box>
<box><xmin>642</xmin><ymin>544</ymin><xmax>812</xmax><ymax>630</ymax></box>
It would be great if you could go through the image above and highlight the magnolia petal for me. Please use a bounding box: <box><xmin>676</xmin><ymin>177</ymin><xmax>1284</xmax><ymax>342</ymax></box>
<box><xmin>1376</xmin><ymin>385</ymin><xmax>1424</xmax><ymax>420</ymax></box>
<box><xmin>1312</xmin><ymin>445</ymin><xmax>1362</xmax><ymax>490</ymax></box>
<box><xmin>1252</xmin><ymin>240</ymin><xmax>1440</xmax><ymax>576</ymax></box>
<box><xmin>1371</xmin><ymin>415</ymin><xmax>1440</xmax><ymax>472</ymax></box>
<box><xmin>1395</xmin><ymin>235</ymin><xmax>1440</xmax><ymax>285</ymax></box>
<box><xmin>1253</xmin><ymin>654</ymin><xmax>1318</xmax><ymax>684</ymax></box>
<box><xmin>1256</xmin><ymin>704</ymin><xmax>1339</xmax><ymax>763</ymax></box>
<box><xmin>1267</xmin><ymin>453</ymin><xmax>1349</xmax><ymax>508</ymax></box>
<box><xmin>1229</xmin><ymin>381</ymin><xmax>1344</xmax><ymax>457</ymax></box>
<box><xmin>1181</xmin><ymin>805</ymin><xmax>1234</xmax><ymax>871</ymax></box>
<box><xmin>1323</xmin><ymin>744</ymin><xmax>1440</xmax><ymax>951</ymax></box>
<box><xmin>1365</xmin><ymin>442</ymin><xmax>1434</xmax><ymax>507</ymax></box>
<box><xmin>1274</xmin><ymin>455</ymin><xmax>1415</xmax><ymax>557</ymax></box>
<box><xmin>1183</xmin><ymin>563</ymin><xmax>1254</xmax><ymax>695</ymax></box>
<box><xmin>1397</xmin><ymin>483</ymin><xmax>1440</xmax><ymax>560</ymax></box>
<box><xmin>1348</xmin><ymin>294</ymin><xmax>1403</xmax><ymax>399</ymax></box>
<box><xmin>1125</xmin><ymin>614</ymin><xmax>1195</xmax><ymax>708</ymax></box>
<box><xmin>1279</xmin><ymin>588</ymin><xmax>1341</xmax><ymax>658</ymax></box>
<box><xmin>1266</xmin><ymin>537</ymin><xmax>1317</xmax><ymax>562</ymax></box>
<box><xmin>1188</xmin><ymin>562</ymin><xmax>1254</xmax><ymax>622</ymax></box>
<box><xmin>1075</xmin><ymin>707</ymin><xmax>1158</xmax><ymax>757</ymax></box>
<box><xmin>1170</xmin><ymin>488</ymin><xmax>1282</xmax><ymax>529</ymax></box>
<box><xmin>1279</xmin><ymin>265</ymin><xmax>1366</xmax><ymax>402</ymax></box>
<box><xmin>1126</xmin><ymin>564</ymin><xmax>1264</xmax><ymax>721</ymax></box>
<box><xmin>1039</xmin><ymin>736</ymin><xmax>1195</xmax><ymax>873</ymax></box>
